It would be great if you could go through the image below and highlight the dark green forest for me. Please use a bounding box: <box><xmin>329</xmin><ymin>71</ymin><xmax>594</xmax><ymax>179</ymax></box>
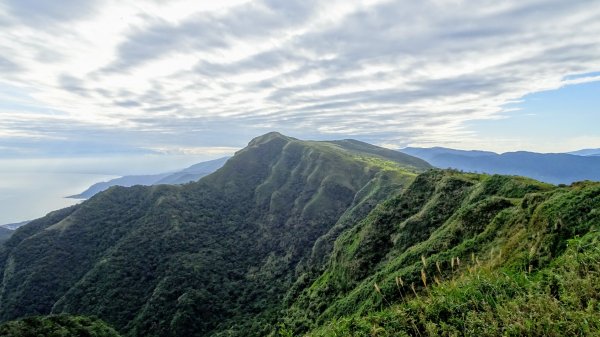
<box><xmin>0</xmin><ymin>132</ymin><xmax>597</xmax><ymax>336</ymax></box>
<box><xmin>0</xmin><ymin>315</ymin><xmax>121</xmax><ymax>337</ymax></box>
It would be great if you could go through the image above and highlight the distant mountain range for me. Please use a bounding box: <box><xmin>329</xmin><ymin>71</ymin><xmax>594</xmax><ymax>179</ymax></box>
<box><xmin>399</xmin><ymin>147</ymin><xmax>600</xmax><ymax>184</ymax></box>
<box><xmin>68</xmin><ymin>157</ymin><xmax>230</xmax><ymax>199</ymax></box>
<box><xmin>568</xmin><ymin>148</ymin><xmax>600</xmax><ymax>156</ymax></box>
<box><xmin>0</xmin><ymin>221</ymin><xmax>30</xmax><ymax>239</ymax></box>
<box><xmin>0</xmin><ymin>221</ymin><xmax>29</xmax><ymax>231</ymax></box>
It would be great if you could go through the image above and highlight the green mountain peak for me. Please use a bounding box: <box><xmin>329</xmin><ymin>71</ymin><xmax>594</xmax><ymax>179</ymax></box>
<box><xmin>0</xmin><ymin>133</ymin><xmax>426</xmax><ymax>336</ymax></box>
<box><xmin>0</xmin><ymin>133</ymin><xmax>598</xmax><ymax>337</ymax></box>
<box><xmin>246</xmin><ymin>131</ymin><xmax>294</xmax><ymax>147</ymax></box>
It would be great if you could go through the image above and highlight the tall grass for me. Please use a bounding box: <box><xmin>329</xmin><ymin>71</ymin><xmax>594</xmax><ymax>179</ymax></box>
<box><xmin>312</xmin><ymin>232</ymin><xmax>600</xmax><ymax>337</ymax></box>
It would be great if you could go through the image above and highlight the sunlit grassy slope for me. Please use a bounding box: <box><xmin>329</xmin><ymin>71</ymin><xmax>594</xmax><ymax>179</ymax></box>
<box><xmin>281</xmin><ymin>172</ymin><xmax>599</xmax><ymax>336</ymax></box>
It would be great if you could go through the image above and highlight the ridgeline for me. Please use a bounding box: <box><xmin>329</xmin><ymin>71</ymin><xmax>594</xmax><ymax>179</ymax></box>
<box><xmin>0</xmin><ymin>133</ymin><xmax>597</xmax><ymax>336</ymax></box>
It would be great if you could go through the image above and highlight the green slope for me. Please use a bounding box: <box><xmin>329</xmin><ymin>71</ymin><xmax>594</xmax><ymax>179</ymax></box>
<box><xmin>0</xmin><ymin>132</ymin><xmax>428</xmax><ymax>337</ymax></box>
<box><xmin>281</xmin><ymin>172</ymin><xmax>600</xmax><ymax>336</ymax></box>
<box><xmin>1</xmin><ymin>132</ymin><xmax>598</xmax><ymax>337</ymax></box>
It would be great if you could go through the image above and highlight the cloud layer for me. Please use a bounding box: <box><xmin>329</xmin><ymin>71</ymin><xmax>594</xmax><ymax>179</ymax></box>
<box><xmin>1</xmin><ymin>0</ymin><xmax>599</xmax><ymax>156</ymax></box>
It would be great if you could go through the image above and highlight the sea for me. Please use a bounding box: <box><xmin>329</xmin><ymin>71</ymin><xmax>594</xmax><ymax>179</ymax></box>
<box><xmin>0</xmin><ymin>172</ymin><xmax>118</xmax><ymax>225</ymax></box>
<box><xmin>0</xmin><ymin>154</ymin><xmax>221</xmax><ymax>225</ymax></box>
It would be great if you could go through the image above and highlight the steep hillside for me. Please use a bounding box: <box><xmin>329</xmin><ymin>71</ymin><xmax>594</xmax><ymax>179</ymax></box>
<box><xmin>400</xmin><ymin>147</ymin><xmax>600</xmax><ymax>184</ymax></box>
<box><xmin>0</xmin><ymin>132</ymin><xmax>428</xmax><ymax>337</ymax></box>
<box><xmin>2</xmin><ymin>133</ymin><xmax>597</xmax><ymax>337</ymax></box>
<box><xmin>282</xmin><ymin>171</ymin><xmax>600</xmax><ymax>336</ymax></box>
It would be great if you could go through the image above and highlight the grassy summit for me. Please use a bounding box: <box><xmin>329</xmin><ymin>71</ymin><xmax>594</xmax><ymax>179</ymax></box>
<box><xmin>0</xmin><ymin>133</ymin><xmax>427</xmax><ymax>337</ymax></box>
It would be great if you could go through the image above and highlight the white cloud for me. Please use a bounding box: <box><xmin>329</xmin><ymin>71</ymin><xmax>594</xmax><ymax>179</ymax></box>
<box><xmin>0</xmin><ymin>0</ymin><xmax>599</xmax><ymax>156</ymax></box>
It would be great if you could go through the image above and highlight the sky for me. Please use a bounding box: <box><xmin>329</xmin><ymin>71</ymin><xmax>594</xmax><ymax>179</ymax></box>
<box><xmin>0</xmin><ymin>0</ymin><xmax>600</xmax><ymax>223</ymax></box>
<box><xmin>0</xmin><ymin>0</ymin><xmax>599</xmax><ymax>161</ymax></box>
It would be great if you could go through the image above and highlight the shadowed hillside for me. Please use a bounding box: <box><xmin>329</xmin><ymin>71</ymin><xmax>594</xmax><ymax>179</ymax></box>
<box><xmin>0</xmin><ymin>315</ymin><xmax>121</xmax><ymax>337</ymax></box>
<box><xmin>0</xmin><ymin>132</ymin><xmax>429</xmax><ymax>337</ymax></box>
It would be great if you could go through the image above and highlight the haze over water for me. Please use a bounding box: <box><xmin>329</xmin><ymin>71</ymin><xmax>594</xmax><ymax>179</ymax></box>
<box><xmin>0</xmin><ymin>172</ymin><xmax>117</xmax><ymax>224</ymax></box>
<box><xmin>0</xmin><ymin>154</ymin><xmax>230</xmax><ymax>224</ymax></box>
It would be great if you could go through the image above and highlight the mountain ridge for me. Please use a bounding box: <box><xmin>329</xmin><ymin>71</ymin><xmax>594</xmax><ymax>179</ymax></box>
<box><xmin>0</xmin><ymin>133</ymin><xmax>598</xmax><ymax>336</ymax></box>
<box><xmin>400</xmin><ymin>146</ymin><xmax>600</xmax><ymax>184</ymax></box>
<box><xmin>0</xmin><ymin>132</ymin><xmax>429</xmax><ymax>336</ymax></box>
<box><xmin>569</xmin><ymin>148</ymin><xmax>600</xmax><ymax>156</ymax></box>
<box><xmin>0</xmin><ymin>221</ymin><xmax>29</xmax><ymax>231</ymax></box>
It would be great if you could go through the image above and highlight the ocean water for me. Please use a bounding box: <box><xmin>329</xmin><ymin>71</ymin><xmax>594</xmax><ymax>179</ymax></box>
<box><xmin>0</xmin><ymin>154</ymin><xmax>230</xmax><ymax>225</ymax></box>
<box><xmin>0</xmin><ymin>172</ymin><xmax>117</xmax><ymax>224</ymax></box>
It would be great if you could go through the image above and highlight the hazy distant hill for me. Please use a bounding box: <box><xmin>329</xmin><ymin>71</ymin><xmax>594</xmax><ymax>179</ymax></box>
<box><xmin>68</xmin><ymin>157</ymin><xmax>230</xmax><ymax>199</ymax></box>
<box><xmin>0</xmin><ymin>221</ymin><xmax>29</xmax><ymax>231</ymax></box>
<box><xmin>399</xmin><ymin>147</ymin><xmax>496</xmax><ymax>161</ymax></box>
<box><xmin>569</xmin><ymin>148</ymin><xmax>600</xmax><ymax>156</ymax></box>
<box><xmin>0</xmin><ymin>227</ymin><xmax>13</xmax><ymax>243</ymax></box>
<box><xmin>153</xmin><ymin>157</ymin><xmax>231</xmax><ymax>184</ymax></box>
<box><xmin>400</xmin><ymin>147</ymin><xmax>600</xmax><ymax>184</ymax></box>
